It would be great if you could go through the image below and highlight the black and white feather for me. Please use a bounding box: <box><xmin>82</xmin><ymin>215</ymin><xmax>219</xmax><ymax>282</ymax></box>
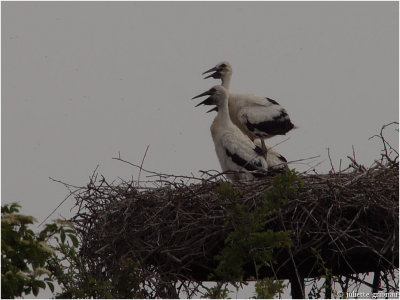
<box><xmin>202</xmin><ymin>61</ymin><xmax>296</xmax><ymax>142</ymax></box>
<box><xmin>193</xmin><ymin>85</ymin><xmax>285</xmax><ymax>181</ymax></box>
<box><xmin>254</xmin><ymin>139</ymin><xmax>288</xmax><ymax>173</ymax></box>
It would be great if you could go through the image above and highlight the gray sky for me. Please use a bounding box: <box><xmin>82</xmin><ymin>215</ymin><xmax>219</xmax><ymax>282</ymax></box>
<box><xmin>2</xmin><ymin>2</ymin><xmax>398</xmax><ymax>298</ymax></box>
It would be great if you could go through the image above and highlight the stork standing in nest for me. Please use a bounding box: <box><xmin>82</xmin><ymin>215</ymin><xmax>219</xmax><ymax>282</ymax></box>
<box><xmin>202</xmin><ymin>61</ymin><xmax>296</xmax><ymax>154</ymax></box>
<box><xmin>193</xmin><ymin>85</ymin><xmax>287</xmax><ymax>181</ymax></box>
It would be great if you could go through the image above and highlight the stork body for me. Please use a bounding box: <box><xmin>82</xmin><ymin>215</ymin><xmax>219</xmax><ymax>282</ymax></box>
<box><xmin>210</xmin><ymin>107</ymin><xmax>268</xmax><ymax>181</ymax></box>
<box><xmin>203</xmin><ymin>61</ymin><xmax>296</xmax><ymax>151</ymax></box>
<box><xmin>193</xmin><ymin>85</ymin><xmax>285</xmax><ymax>181</ymax></box>
<box><xmin>253</xmin><ymin>139</ymin><xmax>288</xmax><ymax>173</ymax></box>
<box><xmin>228</xmin><ymin>93</ymin><xmax>295</xmax><ymax>141</ymax></box>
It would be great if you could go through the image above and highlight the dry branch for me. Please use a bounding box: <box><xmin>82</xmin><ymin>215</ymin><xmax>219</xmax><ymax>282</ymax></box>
<box><xmin>64</xmin><ymin>124</ymin><xmax>399</xmax><ymax>298</ymax></box>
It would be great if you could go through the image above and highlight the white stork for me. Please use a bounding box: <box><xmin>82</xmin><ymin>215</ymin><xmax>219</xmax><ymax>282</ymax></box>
<box><xmin>202</xmin><ymin>61</ymin><xmax>296</xmax><ymax>153</ymax></box>
<box><xmin>254</xmin><ymin>139</ymin><xmax>288</xmax><ymax>172</ymax></box>
<box><xmin>192</xmin><ymin>85</ymin><xmax>287</xmax><ymax>181</ymax></box>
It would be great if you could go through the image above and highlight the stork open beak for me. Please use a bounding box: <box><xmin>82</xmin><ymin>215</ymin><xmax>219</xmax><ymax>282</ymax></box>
<box><xmin>195</xmin><ymin>96</ymin><xmax>214</xmax><ymax>107</ymax></box>
<box><xmin>206</xmin><ymin>106</ymin><xmax>218</xmax><ymax>113</ymax></box>
<box><xmin>192</xmin><ymin>90</ymin><xmax>210</xmax><ymax>100</ymax></box>
<box><xmin>202</xmin><ymin>66</ymin><xmax>221</xmax><ymax>79</ymax></box>
<box><xmin>192</xmin><ymin>89</ymin><xmax>216</xmax><ymax>108</ymax></box>
<box><xmin>192</xmin><ymin>89</ymin><xmax>218</xmax><ymax>112</ymax></box>
<box><xmin>202</xmin><ymin>66</ymin><xmax>217</xmax><ymax>75</ymax></box>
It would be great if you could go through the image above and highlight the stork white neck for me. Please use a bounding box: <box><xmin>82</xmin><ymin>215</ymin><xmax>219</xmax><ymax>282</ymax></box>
<box><xmin>221</xmin><ymin>72</ymin><xmax>232</xmax><ymax>91</ymax></box>
<box><xmin>215</xmin><ymin>93</ymin><xmax>231</xmax><ymax>124</ymax></box>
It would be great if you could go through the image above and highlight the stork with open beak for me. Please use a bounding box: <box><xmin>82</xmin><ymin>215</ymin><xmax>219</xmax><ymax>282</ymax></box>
<box><xmin>192</xmin><ymin>85</ymin><xmax>286</xmax><ymax>181</ymax></box>
<box><xmin>202</xmin><ymin>61</ymin><xmax>296</xmax><ymax>155</ymax></box>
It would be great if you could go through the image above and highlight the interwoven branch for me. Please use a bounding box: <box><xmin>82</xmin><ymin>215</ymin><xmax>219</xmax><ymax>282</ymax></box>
<box><xmin>64</xmin><ymin>123</ymin><xmax>399</xmax><ymax>298</ymax></box>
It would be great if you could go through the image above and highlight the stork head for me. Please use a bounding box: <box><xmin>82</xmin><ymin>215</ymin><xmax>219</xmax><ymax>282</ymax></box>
<box><xmin>202</xmin><ymin>61</ymin><xmax>232</xmax><ymax>80</ymax></box>
<box><xmin>192</xmin><ymin>85</ymin><xmax>228</xmax><ymax>113</ymax></box>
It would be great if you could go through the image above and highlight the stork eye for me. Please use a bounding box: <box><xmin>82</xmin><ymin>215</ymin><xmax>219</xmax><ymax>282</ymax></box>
<box><xmin>220</xmin><ymin>63</ymin><xmax>226</xmax><ymax>68</ymax></box>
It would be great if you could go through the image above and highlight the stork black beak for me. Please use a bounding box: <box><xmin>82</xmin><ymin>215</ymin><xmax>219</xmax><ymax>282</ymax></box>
<box><xmin>202</xmin><ymin>66</ymin><xmax>217</xmax><ymax>76</ymax></box>
<box><xmin>192</xmin><ymin>90</ymin><xmax>210</xmax><ymax>100</ymax></box>
<box><xmin>195</xmin><ymin>96</ymin><xmax>214</xmax><ymax>107</ymax></box>
<box><xmin>206</xmin><ymin>106</ymin><xmax>218</xmax><ymax>113</ymax></box>
<box><xmin>202</xmin><ymin>66</ymin><xmax>221</xmax><ymax>79</ymax></box>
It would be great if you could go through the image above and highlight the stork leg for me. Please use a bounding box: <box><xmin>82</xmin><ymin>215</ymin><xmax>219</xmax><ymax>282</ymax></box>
<box><xmin>261</xmin><ymin>138</ymin><xmax>268</xmax><ymax>156</ymax></box>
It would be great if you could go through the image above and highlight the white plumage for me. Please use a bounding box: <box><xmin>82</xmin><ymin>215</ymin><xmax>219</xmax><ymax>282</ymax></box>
<box><xmin>253</xmin><ymin>139</ymin><xmax>288</xmax><ymax>172</ymax></box>
<box><xmin>202</xmin><ymin>61</ymin><xmax>296</xmax><ymax>151</ymax></box>
<box><xmin>193</xmin><ymin>85</ymin><xmax>286</xmax><ymax>181</ymax></box>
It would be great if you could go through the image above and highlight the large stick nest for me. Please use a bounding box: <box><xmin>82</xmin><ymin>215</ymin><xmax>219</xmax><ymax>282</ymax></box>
<box><xmin>66</xmin><ymin>124</ymin><xmax>399</xmax><ymax>297</ymax></box>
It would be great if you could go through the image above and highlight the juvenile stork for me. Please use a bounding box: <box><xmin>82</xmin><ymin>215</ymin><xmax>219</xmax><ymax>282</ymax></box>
<box><xmin>202</xmin><ymin>61</ymin><xmax>296</xmax><ymax>153</ymax></box>
<box><xmin>254</xmin><ymin>139</ymin><xmax>288</xmax><ymax>173</ymax></box>
<box><xmin>192</xmin><ymin>85</ymin><xmax>287</xmax><ymax>181</ymax></box>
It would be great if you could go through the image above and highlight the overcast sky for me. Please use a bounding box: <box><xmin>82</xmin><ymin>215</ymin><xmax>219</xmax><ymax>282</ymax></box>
<box><xmin>2</xmin><ymin>2</ymin><xmax>398</xmax><ymax>298</ymax></box>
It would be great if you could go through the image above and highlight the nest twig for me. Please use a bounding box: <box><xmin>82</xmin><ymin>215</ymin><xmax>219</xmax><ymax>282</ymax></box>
<box><xmin>62</xmin><ymin>123</ymin><xmax>399</xmax><ymax>298</ymax></box>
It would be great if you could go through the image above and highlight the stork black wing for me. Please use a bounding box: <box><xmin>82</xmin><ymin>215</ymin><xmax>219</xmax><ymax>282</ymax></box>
<box><xmin>265</xmin><ymin>97</ymin><xmax>280</xmax><ymax>105</ymax></box>
<box><xmin>278</xmin><ymin>154</ymin><xmax>287</xmax><ymax>163</ymax></box>
<box><xmin>253</xmin><ymin>145</ymin><xmax>264</xmax><ymax>156</ymax></box>
<box><xmin>225</xmin><ymin>148</ymin><xmax>266</xmax><ymax>178</ymax></box>
<box><xmin>245</xmin><ymin>109</ymin><xmax>295</xmax><ymax>136</ymax></box>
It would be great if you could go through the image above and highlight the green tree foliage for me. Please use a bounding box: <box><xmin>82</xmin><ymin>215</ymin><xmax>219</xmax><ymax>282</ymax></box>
<box><xmin>308</xmin><ymin>248</ymin><xmax>342</xmax><ymax>299</ymax></box>
<box><xmin>40</xmin><ymin>220</ymin><xmax>114</xmax><ymax>298</ymax></box>
<box><xmin>214</xmin><ymin>169</ymin><xmax>303</xmax><ymax>298</ymax></box>
<box><xmin>201</xmin><ymin>282</ymin><xmax>230</xmax><ymax>299</ymax></box>
<box><xmin>41</xmin><ymin>220</ymin><xmax>146</xmax><ymax>298</ymax></box>
<box><xmin>2</xmin><ymin>203</ymin><xmax>146</xmax><ymax>299</ymax></box>
<box><xmin>254</xmin><ymin>278</ymin><xmax>286</xmax><ymax>299</ymax></box>
<box><xmin>1</xmin><ymin>203</ymin><xmax>54</xmax><ymax>298</ymax></box>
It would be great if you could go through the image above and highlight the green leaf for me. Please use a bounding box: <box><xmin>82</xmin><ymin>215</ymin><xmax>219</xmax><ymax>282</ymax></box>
<box><xmin>32</xmin><ymin>285</ymin><xmax>39</xmax><ymax>296</ymax></box>
<box><xmin>60</xmin><ymin>230</ymin><xmax>66</xmax><ymax>244</ymax></box>
<box><xmin>47</xmin><ymin>281</ymin><xmax>55</xmax><ymax>293</ymax></box>
<box><xmin>255</xmin><ymin>278</ymin><xmax>286</xmax><ymax>299</ymax></box>
<box><xmin>36</xmin><ymin>280</ymin><xmax>46</xmax><ymax>289</ymax></box>
<box><xmin>68</xmin><ymin>234</ymin><xmax>79</xmax><ymax>248</ymax></box>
